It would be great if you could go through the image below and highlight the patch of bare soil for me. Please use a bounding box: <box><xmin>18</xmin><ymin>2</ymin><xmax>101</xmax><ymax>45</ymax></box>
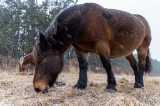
<box><xmin>0</xmin><ymin>71</ymin><xmax>160</xmax><ymax>106</ymax></box>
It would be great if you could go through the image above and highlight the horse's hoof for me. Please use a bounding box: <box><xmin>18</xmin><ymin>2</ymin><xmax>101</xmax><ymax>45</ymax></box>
<box><xmin>105</xmin><ymin>89</ymin><xmax>116</xmax><ymax>93</ymax></box>
<box><xmin>56</xmin><ymin>81</ymin><xmax>66</xmax><ymax>87</ymax></box>
<box><xmin>72</xmin><ymin>84</ymin><xmax>86</xmax><ymax>89</ymax></box>
<box><xmin>134</xmin><ymin>83</ymin><xmax>143</xmax><ymax>88</ymax></box>
<box><xmin>106</xmin><ymin>84</ymin><xmax>117</xmax><ymax>91</ymax></box>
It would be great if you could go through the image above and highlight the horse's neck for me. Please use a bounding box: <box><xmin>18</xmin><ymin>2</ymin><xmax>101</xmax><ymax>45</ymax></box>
<box><xmin>21</xmin><ymin>58</ymin><xmax>30</xmax><ymax>66</ymax></box>
<box><xmin>54</xmin><ymin>44</ymin><xmax>70</xmax><ymax>56</ymax></box>
<box><xmin>22</xmin><ymin>54</ymin><xmax>34</xmax><ymax>65</ymax></box>
<box><xmin>52</xmin><ymin>33</ymin><xmax>73</xmax><ymax>55</ymax></box>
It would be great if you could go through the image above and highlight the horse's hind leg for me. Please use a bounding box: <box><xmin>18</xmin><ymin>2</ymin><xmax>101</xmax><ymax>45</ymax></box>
<box><xmin>72</xmin><ymin>47</ymin><xmax>88</xmax><ymax>89</ymax></box>
<box><xmin>125</xmin><ymin>54</ymin><xmax>142</xmax><ymax>88</ymax></box>
<box><xmin>137</xmin><ymin>47</ymin><xmax>150</xmax><ymax>87</ymax></box>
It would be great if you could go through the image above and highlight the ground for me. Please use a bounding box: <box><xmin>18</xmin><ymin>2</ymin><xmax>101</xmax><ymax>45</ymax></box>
<box><xmin>0</xmin><ymin>71</ymin><xmax>160</xmax><ymax>106</ymax></box>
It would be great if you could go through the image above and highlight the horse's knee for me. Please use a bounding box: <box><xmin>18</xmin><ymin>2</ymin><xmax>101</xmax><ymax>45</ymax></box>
<box><xmin>77</xmin><ymin>55</ymin><xmax>88</xmax><ymax>70</ymax></box>
<box><xmin>73</xmin><ymin>52</ymin><xmax>88</xmax><ymax>89</ymax></box>
<box><xmin>73</xmin><ymin>47</ymin><xmax>88</xmax><ymax>70</ymax></box>
<box><xmin>100</xmin><ymin>56</ymin><xmax>111</xmax><ymax>70</ymax></box>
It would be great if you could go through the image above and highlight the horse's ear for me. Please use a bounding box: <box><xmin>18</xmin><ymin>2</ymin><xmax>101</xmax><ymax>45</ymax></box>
<box><xmin>39</xmin><ymin>33</ymin><xmax>45</xmax><ymax>42</ymax></box>
<box><xmin>39</xmin><ymin>33</ymin><xmax>50</xmax><ymax>50</ymax></box>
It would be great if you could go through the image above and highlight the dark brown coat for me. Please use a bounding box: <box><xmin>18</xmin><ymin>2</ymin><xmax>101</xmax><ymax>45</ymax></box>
<box><xmin>33</xmin><ymin>3</ymin><xmax>152</xmax><ymax>93</ymax></box>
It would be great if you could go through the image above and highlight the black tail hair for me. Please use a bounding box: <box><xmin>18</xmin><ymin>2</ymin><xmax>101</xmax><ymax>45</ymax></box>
<box><xmin>145</xmin><ymin>49</ymin><xmax>152</xmax><ymax>73</ymax></box>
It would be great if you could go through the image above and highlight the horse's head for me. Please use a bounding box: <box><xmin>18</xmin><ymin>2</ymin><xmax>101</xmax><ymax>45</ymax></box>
<box><xmin>33</xmin><ymin>33</ymin><xmax>63</xmax><ymax>93</ymax></box>
<box><xmin>18</xmin><ymin>61</ymin><xmax>26</xmax><ymax>72</ymax></box>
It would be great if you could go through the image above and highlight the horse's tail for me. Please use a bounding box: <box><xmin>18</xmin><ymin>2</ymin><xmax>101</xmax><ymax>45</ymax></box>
<box><xmin>145</xmin><ymin>49</ymin><xmax>152</xmax><ymax>73</ymax></box>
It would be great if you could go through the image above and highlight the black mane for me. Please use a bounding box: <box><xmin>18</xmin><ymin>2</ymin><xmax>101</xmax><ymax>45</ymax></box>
<box><xmin>42</xmin><ymin>4</ymin><xmax>85</xmax><ymax>52</ymax></box>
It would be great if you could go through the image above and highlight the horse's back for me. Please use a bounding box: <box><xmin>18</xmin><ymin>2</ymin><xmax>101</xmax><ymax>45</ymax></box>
<box><xmin>72</xmin><ymin>3</ymin><xmax>150</xmax><ymax>57</ymax></box>
<box><xmin>52</xmin><ymin>3</ymin><xmax>151</xmax><ymax>57</ymax></box>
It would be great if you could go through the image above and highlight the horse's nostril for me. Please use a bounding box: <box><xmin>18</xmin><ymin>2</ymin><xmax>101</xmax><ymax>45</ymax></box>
<box><xmin>35</xmin><ymin>88</ymin><xmax>41</xmax><ymax>93</ymax></box>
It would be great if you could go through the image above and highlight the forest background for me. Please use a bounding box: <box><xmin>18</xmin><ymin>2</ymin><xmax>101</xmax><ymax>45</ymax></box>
<box><xmin>0</xmin><ymin>0</ymin><xmax>160</xmax><ymax>75</ymax></box>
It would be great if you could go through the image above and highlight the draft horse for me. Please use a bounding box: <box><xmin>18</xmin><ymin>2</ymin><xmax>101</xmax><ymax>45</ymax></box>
<box><xmin>33</xmin><ymin>3</ymin><xmax>152</xmax><ymax>93</ymax></box>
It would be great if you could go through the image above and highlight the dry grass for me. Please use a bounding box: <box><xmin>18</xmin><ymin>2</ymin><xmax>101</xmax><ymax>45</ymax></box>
<box><xmin>0</xmin><ymin>70</ymin><xmax>160</xmax><ymax>106</ymax></box>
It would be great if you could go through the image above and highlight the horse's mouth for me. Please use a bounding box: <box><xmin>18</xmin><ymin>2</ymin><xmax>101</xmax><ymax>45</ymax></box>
<box><xmin>48</xmin><ymin>75</ymin><xmax>58</xmax><ymax>87</ymax></box>
<box><xmin>42</xmin><ymin>87</ymin><xmax>48</xmax><ymax>93</ymax></box>
<box><xmin>48</xmin><ymin>79</ymin><xmax>56</xmax><ymax>87</ymax></box>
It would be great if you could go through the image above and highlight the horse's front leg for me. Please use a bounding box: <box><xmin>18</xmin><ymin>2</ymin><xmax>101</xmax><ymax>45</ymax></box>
<box><xmin>73</xmin><ymin>54</ymin><xmax>88</xmax><ymax>89</ymax></box>
<box><xmin>100</xmin><ymin>56</ymin><xmax>117</xmax><ymax>91</ymax></box>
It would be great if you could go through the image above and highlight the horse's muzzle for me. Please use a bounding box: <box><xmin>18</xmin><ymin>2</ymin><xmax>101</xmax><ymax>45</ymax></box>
<box><xmin>34</xmin><ymin>86</ymin><xmax>48</xmax><ymax>93</ymax></box>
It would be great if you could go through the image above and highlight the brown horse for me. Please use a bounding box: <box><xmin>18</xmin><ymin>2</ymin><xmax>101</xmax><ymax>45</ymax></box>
<box><xmin>19</xmin><ymin>40</ymin><xmax>39</xmax><ymax>75</ymax></box>
<box><xmin>33</xmin><ymin>3</ymin><xmax>152</xmax><ymax>93</ymax></box>
<box><xmin>19</xmin><ymin>53</ymin><xmax>36</xmax><ymax>75</ymax></box>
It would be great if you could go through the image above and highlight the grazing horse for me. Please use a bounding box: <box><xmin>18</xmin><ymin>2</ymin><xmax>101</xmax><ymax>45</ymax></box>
<box><xmin>19</xmin><ymin>53</ymin><xmax>36</xmax><ymax>75</ymax></box>
<box><xmin>33</xmin><ymin>3</ymin><xmax>152</xmax><ymax>93</ymax></box>
<box><xmin>19</xmin><ymin>40</ymin><xmax>39</xmax><ymax>75</ymax></box>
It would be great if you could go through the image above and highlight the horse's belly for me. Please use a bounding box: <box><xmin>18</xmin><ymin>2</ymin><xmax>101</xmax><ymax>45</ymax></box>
<box><xmin>109</xmin><ymin>30</ymin><xmax>146</xmax><ymax>58</ymax></box>
<box><xmin>110</xmin><ymin>42</ymin><xmax>140</xmax><ymax>58</ymax></box>
<box><xmin>110</xmin><ymin>48</ymin><xmax>134</xmax><ymax>58</ymax></box>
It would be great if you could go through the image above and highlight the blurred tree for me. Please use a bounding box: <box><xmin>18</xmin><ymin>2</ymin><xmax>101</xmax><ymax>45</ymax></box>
<box><xmin>152</xmin><ymin>59</ymin><xmax>160</xmax><ymax>75</ymax></box>
<box><xmin>0</xmin><ymin>0</ymin><xmax>78</xmax><ymax>69</ymax></box>
<box><xmin>1</xmin><ymin>0</ymin><xmax>159</xmax><ymax>75</ymax></box>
